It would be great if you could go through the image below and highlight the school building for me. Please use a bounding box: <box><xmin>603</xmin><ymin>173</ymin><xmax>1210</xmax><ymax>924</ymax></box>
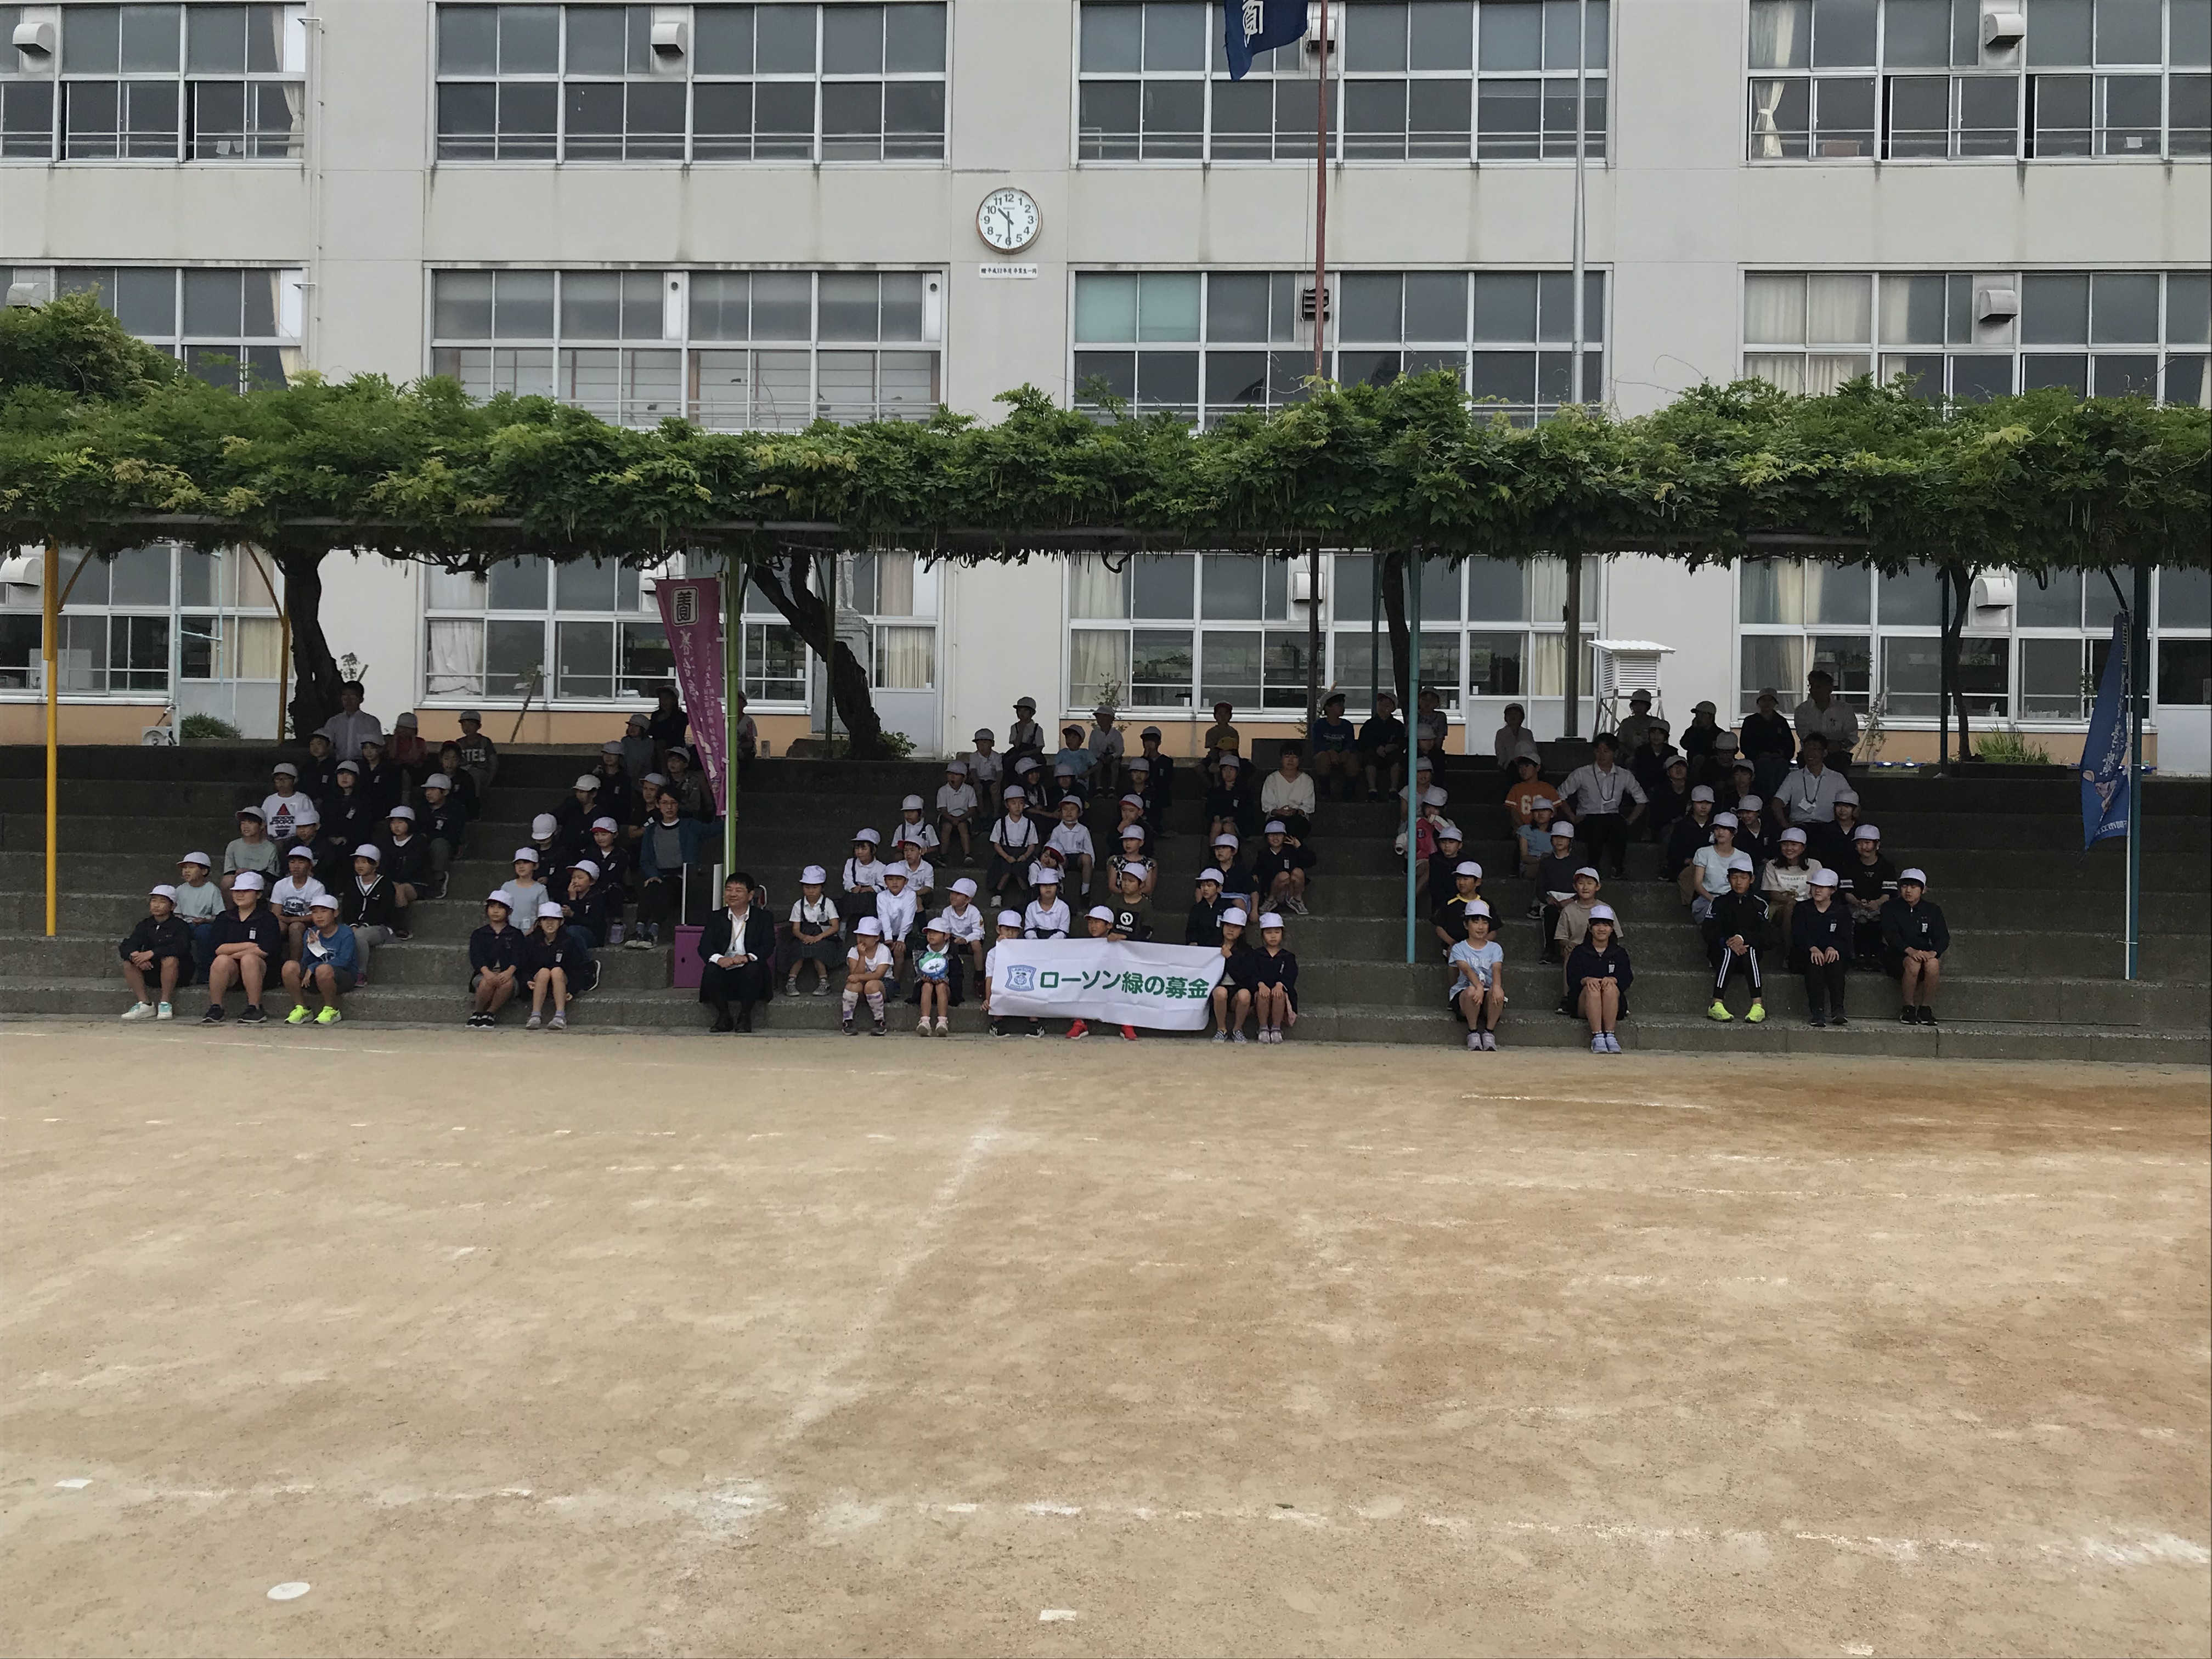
<box><xmin>3</xmin><ymin>0</ymin><xmax>2208</xmax><ymax>766</ymax></box>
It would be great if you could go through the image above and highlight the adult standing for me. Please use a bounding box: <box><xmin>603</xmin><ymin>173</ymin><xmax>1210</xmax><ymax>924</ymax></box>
<box><xmin>316</xmin><ymin>681</ymin><xmax>383</xmax><ymax>768</ymax></box>
<box><xmin>698</xmin><ymin>872</ymin><xmax>778</xmax><ymax>1032</ymax></box>
<box><xmin>1557</xmin><ymin>734</ymin><xmax>1647</xmax><ymax>878</ymax></box>
<box><xmin>1793</xmin><ymin>670</ymin><xmax>1861</xmax><ymax>772</ymax></box>
<box><xmin>647</xmin><ymin>684</ymin><xmax>690</xmax><ymax>762</ymax></box>
<box><xmin>1739</xmin><ymin>688</ymin><xmax>1797</xmax><ymax>798</ymax></box>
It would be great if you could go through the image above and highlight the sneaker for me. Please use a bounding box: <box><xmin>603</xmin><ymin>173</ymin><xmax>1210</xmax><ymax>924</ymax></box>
<box><xmin>934</xmin><ymin>1018</ymin><xmax>950</xmax><ymax>1037</ymax></box>
<box><xmin>810</xmin><ymin>981</ymin><xmax>829</xmax><ymax>996</ymax></box>
<box><xmin>842</xmin><ymin>1016</ymin><xmax>856</xmax><ymax>1035</ymax></box>
<box><xmin>989</xmin><ymin>1023</ymin><xmax>1008</xmax><ymax>1039</ymax></box>
<box><xmin>392</xmin><ymin>928</ymin><xmax>413</xmax><ymax>943</ymax></box>
<box><xmin>527</xmin><ymin>1011</ymin><xmax>543</xmax><ymax>1031</ymax></box>
<box><xmin>1232</xmin><ymin>1030</ymin><xmax>1249</xmax><ymax>1044</ymax></box>
<box><xmin>285</xmin><ymin>1005</ymin><xmax>310</xmax><ymax>1026</ymax></box>
<box><xmin>1066</xmin><ymin>1019</ymin><xmax>1089</xmax><ymax>1040</ymax></box>
<box><xmin>1484</xmin><ymin>1031</ymin><xmax>1500</xmax><ymax>1051</ymax></box>
<box><xmin>121</xmin><ymin>1001</ymin><xmax>156</xmax><ymax>1022</ymax></box>
<box><xmin>549</xmin><ymin>1011</ymin><xmax>567</xmax><ymax>1031</ymax></box>
<box><xmin>786</xmin><ymin>978</ymin><xmax>800</xmax><ymax>996</ymax></box>
<box><xmin>1919</xmin><ymin>1007</ymin><xmax>1938</xmax><ymax>1026</ymax></box>
<box><xmin>1119</xmin><ymin>1024</ymin><xmax>1138</xmax><ymax>1041</ymax></box>
<box><xmin>466</xmin><ymin>1012</ymin><xmax>484</xmax><ymax>1028</ymax></box>
<box><xmin>317</xmin><ymin>1006</ymin><xmax>341</xmax><ymax>1025</ymax></box>
<box><xmin>1604</xmin><ymin>1033</ymin><xmax>1623</xmax><ymax>1054</ymax></box>
<box><xmin>870</xmin><ymin>1019</ymin><xmax>885</xmax><ymax>1037</ymax></box>
<box><xmin>200</xmin><ymin>1004</ymin><xmax>224</xmax><ymax>1024</ymax></box>
<box><xmin>1592</xmin><ymin>1035</ymin><xmax>1608</xmax><ymax>1053</ymax></box>
<box><xmin>1706</xmin><ymin>1000</ymin><xmax>1733</xmax><ymax>1022</ymax></box>
<box><xmin>1830</xmin><ymin>1013</ymin><xmax>1848</xmax><ymax>1026</ymax></box>
<box><xmin>238</xmin><ymin>1005</ymin><xmax>267</xmax><ymax>1025</ymax></box>
<box><xmin>1899</xmin><ymin>1006</ymin><xmax>1920</xmax><ymax>1025</ymax></box>
<box><xmin>624</xmin><ymin>935</ymin><xmax>651</xmax><ymax>951</ymax></box>
<box><xmin>1745</xmin><ymin>1002</ymin><xmax>1767</xmax><ymax>1024</ymax></box>
<box><xmin>1809</xmin><ymin>1015</ymin><xmax>1827</xmax><ymax>1029</ymax></box>
<box><xmin>1466</xmin><ymin>1031</ymin><xmax>1482</xmax><ymax>1051</ymax></box>
<box><xmin>1211</xmin><ymin>1030</ymin><xmax>1228</xmax><ymax>1043</ymax></box>
<box><xmin>156</xmin><ymin>1003</ymin><xmax>173</xmax><ymax>1020</ymax></box>
<box><xmin>917</xmin><ymin>1017</ymin><xmax>933</xmax><ymax>1035</ymax></box>
<box><xmin>1025</xmin><ymin>1024</ymin><xmax>1043</xmax><ymax>1037</ymax></box>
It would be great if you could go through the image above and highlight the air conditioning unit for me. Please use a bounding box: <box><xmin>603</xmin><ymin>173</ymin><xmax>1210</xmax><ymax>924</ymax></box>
<box><xmin>12</xmin><ymin>17</ymin><xmax>55</xmax><ymax>59</ymax></box>
<box><xmin>1974</xmin><ymin>285</ymin><xmax>2019</xmax><ymax>324</ymax></box>
<box><xmin>1980</xmin><ymin>8</ymin><xmax>2027</xmax><ymax>49</ymax></box>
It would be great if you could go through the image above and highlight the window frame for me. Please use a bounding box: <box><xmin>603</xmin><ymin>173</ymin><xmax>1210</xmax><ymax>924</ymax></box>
<box><xmin>1744</xmin><ymin>0</ymin><xmax>2211</xmax><ymax>164</ymax></box>
<box><xmin>1072</xmin><ymin>0</ymin><xmax>1611</xmax><ymax>166</ymax></box>
<box><xmin>0</xmin><ymin>2</ymin><xmax>307</xmax><ymax>164</ymax></box>
<box><xmin>430</xmin><ymin>1</ymin><xmax>951</xmax><ymax>166</ymax></box>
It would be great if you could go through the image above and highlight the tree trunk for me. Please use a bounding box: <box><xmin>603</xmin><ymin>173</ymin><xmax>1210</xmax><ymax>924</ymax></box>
<box><xmin>747</xmin><ymin>555</ymin><xmax>887</xmax><ymax>758</ymax></box>
<box><xmin>278</xmin><ymin>546</ymin><xmax>342</xmax><ymax>741</ymax></box>
<box><xmin>1941</xmin><ymin>561</ymin><xmax>1974</xmax><ymax>760</ymax></box>
<box><xmin>1380</xmin><ymin>550</ymin><xmax>1413</xmax><ymax>712</ymax></box>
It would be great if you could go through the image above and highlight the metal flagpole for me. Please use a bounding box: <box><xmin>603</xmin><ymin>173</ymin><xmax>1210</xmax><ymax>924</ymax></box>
<box><xmin>1571</xmin><ymin>0</ymin><xmax>1587</xmax><ymax>410</ymax></box>
<box><xmin>1936</xmin><ymin>568</ymin><xmax>1951</xmax><ymax>775</ymax></box>
<box><xmin>1314</xmin><ymin>0</ymin><xmax>1329</xmax><ymax>384</ymax></box>
<box><xmin>1406</xmin><ymin>554</ymin><xmax>1421</xmax><ymax>964</ymax></box>
<box><xmin>1368</xmin><ymin>555</ymin><xmax>1380</xmax><ymax>716</ymax></box>
<box><xmin>42</xmin><ymin>538</ymin><xmax>59</xmax><ymax>938</ymax></box>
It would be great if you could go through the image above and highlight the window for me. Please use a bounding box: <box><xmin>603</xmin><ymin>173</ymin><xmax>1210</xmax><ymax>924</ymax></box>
<box><xmin>422</xmin><ymin>555</ymin><xmax>675</xmax><ymax>705</ymax></box>
<box><xmin>2158</xmin><ymin>566</ymin><xmax>2211</xmax><ymax>706</ymax></box>
<box><xmin>0</xmin><ymin>541</ymin><xmax>280</xmax><ymax>697</ymax></box>
<box><xmin>1068</xmin><ymin>549</ymin><xmax>1591</xmax><ymax>716</ymax></box>
<box><xmin>1073</xmin><ymin>268</ymin><xmax>1605</xmax><ymax>425</ymax></box>
<box><xmin>0</xmin><ymin>3</ymin><xmax>305</xmax><ymax>161</ymax></box>
<box><xmin>433</xmin><ymin>2</ymin><xmax>947</xmax><ymax>162</ymax></box>
<box><xmin>842</xmin><ymin>548</ymin><xmax>938</xmax><ymax>690</ymax></box>
<box><xmin>1737</xmin><ymin>558</ymin><xmax>2203</xmax><ymax>726</ymax></box>
<box><xmin>4</xmin><ymin>263</ymin><xmax>303</xmax><ymax>390</ymax></box>
<box><xmin>1743</xmin><ymin>269</ymin><xmax>2211</xmax><ymax>405</ymax></box>
<box><xmin>1747</xmin><ymin>0</ymin><xmax>2209</xmax><ymax>161</ymax></box>
<box><xmin>1076</xmin><ymin>0</ymin><xmax>1606</xmax><ymax>162</ymax></box>
<box><xmin>430</xmin><ymin>267</ymin><xmax>943</xmax><ymax>428</ymax></box>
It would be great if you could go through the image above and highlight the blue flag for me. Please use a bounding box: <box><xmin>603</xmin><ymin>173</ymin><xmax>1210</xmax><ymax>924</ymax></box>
<box><xmin>2080</xmin><ymin>616</ymin><xmax>2130</xmax><ymax>849</ymax></box>
<box><xmin>1224</xmin><ymin>0</ymin><xmax>1307</xmax><ymax>79</ymax></box>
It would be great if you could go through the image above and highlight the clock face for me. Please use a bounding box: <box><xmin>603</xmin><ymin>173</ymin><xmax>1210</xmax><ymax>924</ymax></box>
<box><xmin>977</xmin><ymin>188</ymin><xmax>1040</xmax><ymax>254</ymax></box>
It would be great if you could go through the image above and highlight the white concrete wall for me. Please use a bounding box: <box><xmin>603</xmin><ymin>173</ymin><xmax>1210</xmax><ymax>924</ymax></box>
<box><xmin>3</xmin><ymin>0</ymin><xmax>2204</xmax><ymax>752</ymax></box>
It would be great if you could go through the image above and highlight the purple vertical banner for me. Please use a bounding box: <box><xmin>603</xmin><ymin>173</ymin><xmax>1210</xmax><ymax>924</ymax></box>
<box><xmin>654</xmin><ymin>576</ymin><xmax>729</xmax><ymax>816</ymax></box>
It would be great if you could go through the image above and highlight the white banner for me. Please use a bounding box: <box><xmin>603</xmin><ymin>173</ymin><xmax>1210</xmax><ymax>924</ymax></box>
<box><xmin>988</xmin><ymin>940</ymin><xmax>1226</xmax><ymax>1030</ymax></box>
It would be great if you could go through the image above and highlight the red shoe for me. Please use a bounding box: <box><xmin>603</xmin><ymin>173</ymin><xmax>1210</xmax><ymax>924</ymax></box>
<box><xmin>1119</xmin><ymin>1024</ymin><xmax>1138</xmax><ymax>1041</ymax></box>
<box><xmin>1066</xmin><ymin>1019</ymin><xmax>1089</xmax><ymax>1040</ymax></box>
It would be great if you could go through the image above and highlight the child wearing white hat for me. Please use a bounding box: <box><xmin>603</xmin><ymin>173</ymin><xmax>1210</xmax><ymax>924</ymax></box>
<box><xmin>1449</xmin><ymin>904</ymin><xmax>1505</xmax><ymax>1051</ymax></box>
<box><xmin>875</xmin><ymin>866</ymin><xmax>919</xmax><ymax>983</ymax></box>
<box><xmin>842</xmin><ymin>917</ymin><xmax>893</xmax><ymax>1036</ymax></box>
<box><xmin>912</xmin><ymin>917</ymin><xmax>957</xmax><ymax>1036</ymax></box>
<box><xmin>1209</xmin><ymin>907</ymin><xmax>1256</xmax><ymax>1042</ymax></box>
<box><xmin>341</xmin><ymin>843</ymin><xmax>402</xmax><ymax>969</ymax></box>
<box><xmin>935</xmin><ymin>761</ymin><xmax>979</xmax><ymax>863</ymax></box>
<box><xmin>1565</xmin><ymin>905</ymin><xmax>1632</xmax><ymax>1052</ymax></box>
<box><xmin>172</xmin><ymin>852</ymin><xmax>224</xmax><ymax>985</ymax></box>
<box><xmin>1248</xmin><ymin>912</ymin><xmax>1299</xmax><ymax>1044</ymax></box>
<box><xmin>786</xmin><ymin>865</ymin><xmax>842</xmax><ymax>995</ymax></box>
<box><xmin>118</xmin><ymin>884</ymin><xmax>192</xmax><ymax>1021</ymax></box>
<box><xmin>281</xmin><ymin>896</ymin><xmax>358</xmax><ymax>1026</ymax></box>
<box><xmin>981</xmin><ymin>909</ymin><xmax>1027</xmax><ymax>1037</ymax></box>
<box><xmin>891</xmin><ymin>794</ymin><xmax>940</xmax><ymax>854</ymax></box>
<box><xmin>495</xmin><ymin>848</ymin><xmax>549</xmax><ymax>940</ymax></box>
<box><xmin>1792</xmin><ymin>868</ymin><xmax>1852</xmax><ymax>1027</ymax></box>
<box><xmin>1702</xmin><ymin>854</ymin><xmax>1771</xmax><ymax>1024</ymax></box>
<box><xmin>1882</xmin><ymin>867</ymin><xmax>1949</xmax><ymax>1026</ymax></box>
<box><xmin>985</xmin><ymin>789</ymin><xmax>1041</xmax><ymax>905</ymax></box>
<box><xmin>938</xmin><ymin>877</ymin><xmax>988</xmax><ymax>980</ymax></box>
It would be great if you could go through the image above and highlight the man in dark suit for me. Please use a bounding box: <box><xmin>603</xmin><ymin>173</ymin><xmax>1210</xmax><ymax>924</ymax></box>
<box><xmin>698</xmin><ymin>871</ymin><xmax>778</xmax><ymax>1033</ymax></box>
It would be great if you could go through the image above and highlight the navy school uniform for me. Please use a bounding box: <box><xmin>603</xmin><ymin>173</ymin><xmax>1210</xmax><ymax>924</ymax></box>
<box><xmin>1564</xmin><ymin>938</ymin><xmax>1634</xmax><ymax>1011</ymax></box>
<box><xmin>469</xmin><ymin>921</ymin><xmax>524</xmax><ymax>987</ymax></box>
<box><xmin>379</xmin><ymin>832</ymin><xmax>435</xmax><ymax>890</ymax></box>
<box><xmin>1880</xmin><ymin>896</ymin><xmax>1949</xmax><ymax>974</ymax></box>
<box><xmin>319</xmin><ymin>787</ymin><xmax>381</xmax><ymax>851</ymax></box>
<box><xmin>1184</xmin><ymin>895</ymin><xmax>1228</xmax><ymax>947</ymax></box>
<box><xmin>119</xmin><ymin>912</ymin><xmax>194</xmax><ymax>967</ymax></box>
<box><xmin>1790</xmin><ymin>899</ymin><xmax>1853</xmax><ymax>966</ymax></box>
<box><xmin>519</xmin><ymin>926</ymin><xmax>598</xmax><ymax>994</ymax></box>
<box><xmin>1249</xmin><ymin>945</ymin><xmax>1299</xmax><ymax>1010</ymax></box>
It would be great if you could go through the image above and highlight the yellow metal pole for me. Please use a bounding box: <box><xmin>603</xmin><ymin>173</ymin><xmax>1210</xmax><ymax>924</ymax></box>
<box><xmin>43</xmin><ymin>538</ymin><xmax>59</xmax><ymax>937</ymax></box>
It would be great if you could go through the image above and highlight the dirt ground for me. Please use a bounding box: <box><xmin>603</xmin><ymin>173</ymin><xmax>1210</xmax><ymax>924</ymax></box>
<box><xmin>2</xmin><ymin>1025</ymin><xmax>2207</xmax><ymax>1658</ymax></box>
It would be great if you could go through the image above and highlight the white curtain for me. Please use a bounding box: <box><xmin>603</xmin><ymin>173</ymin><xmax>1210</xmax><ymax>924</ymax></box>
<box><xmin>1743</xmin><ymin>274</ymin><xmax>1807</xmax><ymax>345</ymax></box>
<box><xmin>426</xmin><ymin>619</ymin><xmax>484</xmax><ymax>697</ymax></box>
<box><xmin>1068</xmin><ymin>628</ymin><xmax>1130</xmax><ymax>708</ymax></box>
<box><xmin>1068</xmin><ymin>554</ymin><xmax>1127</xmax><ymax>619</ymax></box>
<box><xmin>1527</xmin><ymin>631</ymin><xmax>1590</xmax><ymax>698</ymax></box>
<box><xmin>280</xmin><ymin>80</ymin><xmax>305</xmax><ymax>159</ymax></box>
<box><xmin>1804</xmin><ymin>274</ymin><xmax>1872</xmax><ymax>346</ymax></box>
<box><xmin>1524</xmin><ymin>556</ymin><xmax>1567</xmax><ymax>624</ymax></box>
<box><xmin>874</xmin><ymin>624</ymin><xmax>935</xmax><ymax>691</ymax></box>
<box><xmin>874</xmin><ymin>550</ymin><xmax>916</xmax><ymax>617</ymax></box>
<box><xmin>234</xmin><ymin>617</ymin><xmax>283</xmax><ymax>680</ymax></box>
<box><xmin>1751</xmin><ymin>77</ymin><xmax>1793</xmax><ymax>157</ymax></box>
<box><xmin>1745</xmin><ymin>353</ymin><xmax>1808</xmax><ymax>392</ymax></box>
<box><xmin>1749</xmin><ymin>0</ymin><xmax>1806</xmax><ymax>68</ymax></box>
<box><xmin>1805</xmin><ymin>353</ymin><xmax>1872</xmax><ymax>394</ymax></box>
<box><xmin>426</xmin><ymin>568</ymin><xmax>486</xmax><ymax>611</ymax></box>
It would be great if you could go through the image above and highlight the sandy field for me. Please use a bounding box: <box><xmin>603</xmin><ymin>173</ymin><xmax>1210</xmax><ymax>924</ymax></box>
<box><xmin>2</xmin><ymin>1024</ymin><xmax>2207</xmax><ymax>1658</ymax></box>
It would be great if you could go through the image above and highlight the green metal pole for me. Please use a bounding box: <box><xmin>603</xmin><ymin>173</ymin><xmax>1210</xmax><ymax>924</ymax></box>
<box><xmin>723</xmin><ymin>559</ymin><xmax>738</xmax><ymax>878</ymax></box>
<box><xmin>2126</xmin><ymin>562</ymin><xmax>2149</xmax><ymax>982</ymax></box>
<box><xmin>1406</xmin><ymin>554</ymin><xmax>1421</xmax><ymax>966</ymax></box>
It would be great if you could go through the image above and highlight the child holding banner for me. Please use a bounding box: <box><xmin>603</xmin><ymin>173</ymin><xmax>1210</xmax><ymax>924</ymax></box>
<box><xmin>982</xmin><ymin>910</ymin><xmax>1031</xmax><ymax>1039</ymax></box>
